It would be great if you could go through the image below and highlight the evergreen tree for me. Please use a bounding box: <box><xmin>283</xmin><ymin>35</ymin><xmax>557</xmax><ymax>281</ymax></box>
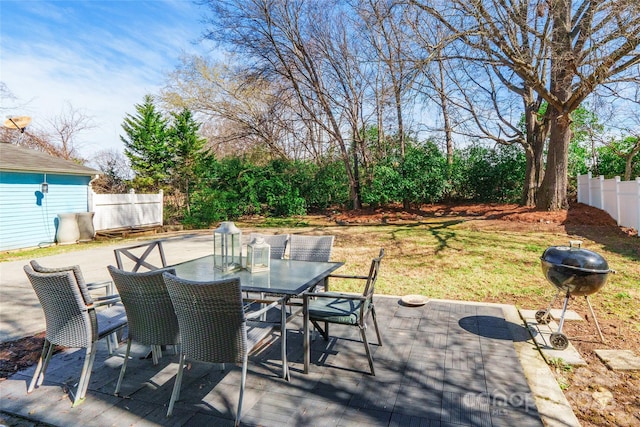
<box><xmin>168</xmin><ymin>108</ymin><xmax>209</xmax><ymax>214</ymax></box>
<box><xmin>120</xmin><ymin>95</ymin><xmax>173</xmax><ymax>191</ymax></box>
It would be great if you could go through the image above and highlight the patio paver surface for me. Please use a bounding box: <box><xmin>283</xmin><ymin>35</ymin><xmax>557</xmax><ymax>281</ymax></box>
<box><xmin>1</xmin><ymin>297</ymin><xmax>547</xmax><ymax>426</ymax></box>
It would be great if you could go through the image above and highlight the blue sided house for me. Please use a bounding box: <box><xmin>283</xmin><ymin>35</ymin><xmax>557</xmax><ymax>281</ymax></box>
<box><xmin>0</xmin><ymin>142</ymin><xmax>102</xmax><ymax>251</ymax></box>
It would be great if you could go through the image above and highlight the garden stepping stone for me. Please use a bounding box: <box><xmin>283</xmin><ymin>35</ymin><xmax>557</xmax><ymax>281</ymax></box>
<box><xmin>519</xmin><ymin>309</ymin><xmax>583</xmax><ymax>322</ymax></box>
<box><xmin>519</xmin><ymin>309</ymin><xmax>587</xmax><ymax>366</ymax></box>
<box><xmin>595</xmin><ymin>349</ymin><xmax>640</xmax><ymax>371</ymax></box>
<box><xmin>549</xmin><ymin>309</ymin><xmax>584</xmax><ymax>321</ymax></box>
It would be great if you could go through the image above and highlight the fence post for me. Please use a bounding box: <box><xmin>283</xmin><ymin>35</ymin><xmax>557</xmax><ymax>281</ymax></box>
<box><xmin>598</xmin><ymin>175</ymin><xmax>605</xmax><ymax>210</ymax></box>
<box><xmin>577</xmin><ymin>173</ymin><xmax>582</xmax><ymax>203</ymax></box>
<box><xmin>159</xmin><ymin>189</ymin><xmax>164</xmax><ymax>226</ymax></box>
<box><xmin>587</xmin><ymin>172</ymin><xmax>593</xmax><ymax>205</ymax></box>
<box><xmin>613</xmin><ymin>177</ymin><xmax>621</xmax><ymax>225</ymax></box>
<box><xmin>636</xmin><ymin>178</ymin><xmax>640</xmax><ymax>234</ymax></box>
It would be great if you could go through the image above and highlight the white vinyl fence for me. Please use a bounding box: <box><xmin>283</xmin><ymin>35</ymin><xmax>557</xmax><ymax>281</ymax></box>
<box><xmin>577</xmin><ymin>173</ymin><xmax>640</xmax><ymax>233</ymax></box>
<box><xmin>89</xmin><ymin>189</ymin><xmax>163</xmax><ymax>231</ymax></box>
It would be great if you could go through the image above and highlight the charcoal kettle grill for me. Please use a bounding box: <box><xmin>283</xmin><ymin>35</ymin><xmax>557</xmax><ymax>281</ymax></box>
<box><xmin>535</xmin><ymin>240</ymin><xmax>613</xmax><ymax>350</ymax></box>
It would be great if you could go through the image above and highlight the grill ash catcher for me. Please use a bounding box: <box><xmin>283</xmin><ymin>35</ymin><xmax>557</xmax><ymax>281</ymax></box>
<box><xmin>535</xmin><ymin>240</ymin><xmax>615</xmax><ymax>350</ymax></box>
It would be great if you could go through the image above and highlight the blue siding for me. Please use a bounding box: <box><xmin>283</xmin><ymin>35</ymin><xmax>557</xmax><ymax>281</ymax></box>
<box><xmin>0</xmin><ymin>172</ymin><xmax>92</xmax><ymax>250</ymax></box>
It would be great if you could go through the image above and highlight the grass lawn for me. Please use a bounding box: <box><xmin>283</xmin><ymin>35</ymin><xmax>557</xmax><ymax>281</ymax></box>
<box><xmin>250</xmin><ymin>215</ymin><xmax>639</xmax><ymax>328</ymax></box>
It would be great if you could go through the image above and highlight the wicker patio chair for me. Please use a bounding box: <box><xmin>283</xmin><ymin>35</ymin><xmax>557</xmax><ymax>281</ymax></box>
<box><xmin>249</xmin><ymin>233</ymin><xmax>289</xmax><ymax>259</ymax></box>
<box><xmin>289</xmin><ymin>234</ymin><xmax>334</xmax><ymax>262</ymax></box>
<box><xmin>303</xmin><ymin>248</ymin><xmax>384</xmax><ymax>375</ymax></box>
<box><xmin>246</xmin><ymin>233</ymin><xmax>290</xmax><ymax>315</ymax></box>
<box><xmin>113</xmin><ymin>240</ymin><xmax>167</xmax><ymax>272</ymax></box>
<box><xmin>162</xmin><ymin>272</ymin><xmax>283</xmax><ymax>425</ymax></box>
<box><xmin>29</xmin><ymin>260</ymin><xmax>121</xmax><ymax>352</ymax></box>
<box><xmin>107</xmin><ymin>266</ymin><xmax>180</xmax><ymax>395</ymax></box>
<box><xmin>30</xmin><ymin>259</ymin><xmax>115</xmax><ymax>298</ymax></box>
<box><xmin>23</xmin><ymin>265</ymin><xmax>127</xmax><ymax>406</ymax></box>
<box><xmin>287</xmin><ymin>235</ymin><xmax>336</xmax><ymax>312</ymax></box>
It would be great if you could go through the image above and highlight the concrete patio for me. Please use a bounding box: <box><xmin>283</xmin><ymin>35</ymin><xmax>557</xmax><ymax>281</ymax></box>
<box><xmin>0</xmin><ymin>233</ymin><xmax>579</xmax><ymax>426</ymax></box>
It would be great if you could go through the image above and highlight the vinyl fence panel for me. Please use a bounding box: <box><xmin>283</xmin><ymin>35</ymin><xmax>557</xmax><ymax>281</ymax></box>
<box><xmin>577</xmin><ymin>173</ymin><xmax>640</xmax><ymax>234</ymax></box>
<box><xmin>90</xmin><ymin>189</ymin><xmax>163</xmax><ymax>231</ymax></box>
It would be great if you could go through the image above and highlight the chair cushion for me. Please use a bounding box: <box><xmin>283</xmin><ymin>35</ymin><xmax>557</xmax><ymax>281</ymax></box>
<box><xmin>96</xmin><ymin>304</ymin><xmax>128</xmax><ymax>339</ymax></box>
<box><xmin>246</xmin><ymin>321</ymin><xmax>277</xmax><ymax>349</ymax></box>
<box><xmin>307</xmin><ymin>298</ymin><xmax>362</xmax><ymax>325</ymax></box>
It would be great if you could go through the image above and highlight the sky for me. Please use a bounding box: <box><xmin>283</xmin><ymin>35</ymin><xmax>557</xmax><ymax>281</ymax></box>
<box><xmin>1</xmin><ymin>0</ymin><xmax>216</xmax><ymax>159</ymax></box>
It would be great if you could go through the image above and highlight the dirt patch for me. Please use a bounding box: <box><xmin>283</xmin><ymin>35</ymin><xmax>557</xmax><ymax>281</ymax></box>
<box><xmin>560</xmin><ymin>321</ymin><xmax>640</xmax><ymax>426</ymax></box>
<box><xmin>2</xmin><ymin>202</ymin><xmax>638</xmax><ymax>426</ymax></box>
<box><xmin>329</xmin><ymin>201</ymin><xmax>627</xmax><ymax>228</ymax></box>
<box><xmin>0</xmin><ymin>332</ymin><xmax>61</xmax><ymax>379</ymax></box>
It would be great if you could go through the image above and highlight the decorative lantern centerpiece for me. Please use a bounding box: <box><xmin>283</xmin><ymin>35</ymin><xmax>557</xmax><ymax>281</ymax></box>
<box><xmin>213</xmin><ymin>221</ymin><xmax>242</xmax><ymax>272</ymax></box>
<box><xmin>247</xmin><ymin>237</ymin><xmax>270</xmax><ymax>273</ymax></box>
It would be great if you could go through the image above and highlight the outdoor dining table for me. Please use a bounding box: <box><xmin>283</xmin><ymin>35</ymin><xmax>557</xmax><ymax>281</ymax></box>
<box><xmin>171</xmin><ymin>255</ymin><xmax>344</xmax><ymax>380</ymax></box>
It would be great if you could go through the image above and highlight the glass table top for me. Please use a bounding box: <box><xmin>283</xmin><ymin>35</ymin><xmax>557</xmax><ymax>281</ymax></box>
<box><xmin>172</xmin><ymin>255</ymin><xmax>343</xmax><ymax>295</ymax></box>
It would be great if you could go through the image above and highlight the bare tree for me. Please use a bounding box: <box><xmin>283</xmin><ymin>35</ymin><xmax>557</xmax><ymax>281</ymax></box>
<box><xmin>201</xmin><ymin>0</ymin><xmax>376</xmax><ymax>208</ymax></box>
<box><xmin>0</xmin><ymin>82</ymin><xmax>19</xmax><ymax>113</ymax></box>
<box><xmin>358</xmin><ymin>0</ymin><xmax>421</xmax><ymax>158</ymax></box>
<box><xmin>408</xmin><ymin>8</ymin><xmax>551</xmax><ymax>205</ymax></box>
<box><xmin>1</xmin><ymin>83</ymin><xmax>37</xmax><ymax>145</ymax></box>
<box><xmin>162</xmin><ymin>56</ymin><xmax>300</xmax><ymax>159</ymax></box>
<box><xmin>594</xmin><ymin>83</ymin><xmax>640</xmax><ymax>180</ymax></box>
<box><xmin>47</xmin><ymin>102</ymin><xmax>96</xmax><ymax>160</ymax></box>
<box><xmin>413</xmin><ymin>0</ymin><xmax>640</xmax><ymax>210</ymax></box>
<box><xmin>445</xmin><ymin>56</ymin><xmax>551</xmax><ymax>205</ymax></box>
<box><xmin>358</xmin><ymin>0</ymin><xmax>423</xmax><ymax>208</ymax></box>
<box><xmin>408</xmin><ymin>19</ymin><xmax>462</xmax><ymax>170</ymax></box>
<box><xmin>89</xmin><ymin>149</ymin><xmax>131</xmax><ymax>193</ymax></box>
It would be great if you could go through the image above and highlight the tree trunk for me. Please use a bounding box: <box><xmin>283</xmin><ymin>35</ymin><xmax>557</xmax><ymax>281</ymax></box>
<box><xmin>521</xmin><ymin>100</ymin><xmax>548</xmax><ymax>206</ymax></box>
<box><xmin>522</xmin><ymin>145</ymin><xmax>537</xmax><ymax>206</ymax></box>
<box><xmin>624</xmin><ymin>140</ymin><xmax>640</xmax><ymax>181</ymax></box>
<box><xmin>521</xmin><ymin>142</ymin><xmax>547</xmax><ymax>207</ymax></box>
<box><xmin>351</xmin><ymin>130</ymin><xmax>362</xmax><ymax>210</ymax></box>
<box><xmin>394</xmin><ymin>85</ymin><xmax>411</xmax><ymax>211</ymax></box>
<box><xmin>536</xmin><ymin>0</ymin><xmax>572</xmax><ymax>211</ymax></box>
<box><xmin>537</xmin><ymin>107</ymin><xmax>571</xmax><ymax>210</ymax></box>
<box><xmin>438</xmin><ymin>56</ymin><xmax>454</xmax><ymax>168</ymax></box>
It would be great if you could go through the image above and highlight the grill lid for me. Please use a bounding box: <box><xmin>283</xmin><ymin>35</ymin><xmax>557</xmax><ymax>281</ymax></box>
<box><xmin>541</xmin><ymin>243</ymin><xmax>609</xmax><ymax>274</ymax></box>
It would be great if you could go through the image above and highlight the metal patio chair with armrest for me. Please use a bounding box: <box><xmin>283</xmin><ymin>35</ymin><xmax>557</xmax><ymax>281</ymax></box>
<box><xmin>114</xmin><ymin>240</ymin><xmax>167</xmax><ymax>272</ymax></box>
<box><xmin>107</xmin><ymin>265</ymin><xmax>180</xmax><ymax>395</ymax></box>
<box><xmin>303</xmin><ymin>248</ymin><xmax>384</xmax><ymax>375</ymax></box>
<box><xmin>23</xmin><ymin>265</ymin><xmax>127</xmax><ymax>406</ymax></box>
<box><xmin>162</xmin><ymin>272</ymin><xmax>285</xmax><ymax>425</ymax></box>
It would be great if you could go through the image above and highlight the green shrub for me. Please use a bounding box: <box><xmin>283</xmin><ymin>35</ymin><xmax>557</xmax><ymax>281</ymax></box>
<box><xmin>301</xmin><ymin>160</ymin><xmax>350</xmax><ymax>210</ymax></box>
<box><xmin>401</xmin><ymin>142</ymin><xmax>448</xmax><ymax>204</ymax></box>
<box><xmin>361</xmin><ymin>164</ymin><xmax>402</xmax><ymax>206</ymax></box>
<box><xmin>453</xmin><ymin>144</ymin><xmax>525</xmax><ymax>203</ymax></box>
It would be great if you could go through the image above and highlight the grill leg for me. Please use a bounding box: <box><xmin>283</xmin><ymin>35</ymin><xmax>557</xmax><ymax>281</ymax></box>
<box><xmin>557</xmin><ymin>290</ymin><xmax>571</xmax><ymax>334</ymax></box>
<box><xmin>585</xmin><ymin>296</ymin><xmax>606</xmax><ymax>344</ymax></box>
<box><xmin>544</xmin><ymin>291</ymin><xmax>562</xmax><ymax>315</ymax></box>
